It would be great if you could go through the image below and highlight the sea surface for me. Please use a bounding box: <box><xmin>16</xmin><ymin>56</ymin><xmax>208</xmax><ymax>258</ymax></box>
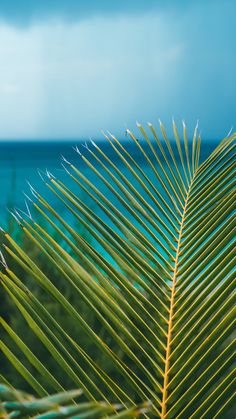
<box><xmin>0</xmin><ymin>139</ymin><xmax>217</xmax><ymax>230</ymax></box>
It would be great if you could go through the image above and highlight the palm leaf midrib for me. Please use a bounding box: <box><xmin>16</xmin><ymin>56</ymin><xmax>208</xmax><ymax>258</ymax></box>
<box><xmin>161</xmin><ymin>172</ymin><xmax>195</xmax><ymax>418</ymax></box>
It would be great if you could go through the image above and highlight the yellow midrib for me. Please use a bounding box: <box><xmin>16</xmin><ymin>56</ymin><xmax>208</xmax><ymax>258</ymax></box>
<box><xmin>161</xmin><ymin>184</ymin><xmax>192</xmax><ymax>418</ymax></box>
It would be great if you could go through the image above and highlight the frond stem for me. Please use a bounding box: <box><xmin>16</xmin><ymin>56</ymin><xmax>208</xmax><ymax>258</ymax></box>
<box><xmin>161</xmin><ymin>177</ymin><xmax>194</xmax><ymax>418</ymax></box>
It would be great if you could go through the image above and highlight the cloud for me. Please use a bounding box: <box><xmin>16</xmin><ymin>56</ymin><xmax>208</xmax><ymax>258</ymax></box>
<box><xmin>0</xmin><ymin>83</ymin><xmax>21</xmax><ymax>94</ymax></box>
<box><xmin>0</xmin><ymin>0</ymin><xmax>235</xmax><ymax>140</ymax></box>
<box><xmin>0</xmin><ymin>0</ymin><xmax>164</xmax><ymax>26</ymax></box>
<box><xmin>0</xmin><ymin>0</ymin><xmax>221</xmax><ymax>27</ymax></box>
<box><xmin>0</xmin><ymin>13</ymin><xmax>186</xmax><ymax>139</ymax></box>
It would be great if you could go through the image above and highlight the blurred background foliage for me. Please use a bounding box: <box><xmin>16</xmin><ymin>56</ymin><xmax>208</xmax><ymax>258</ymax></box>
<box><xmin>0</xmin><ymin>173</ymin><xmax>153</xmax><ymax>401</ymax></box>
<box><xmin>0</xmin><ymin>175</ymin><xmax>107</xmax><ymax>393</ymax></box>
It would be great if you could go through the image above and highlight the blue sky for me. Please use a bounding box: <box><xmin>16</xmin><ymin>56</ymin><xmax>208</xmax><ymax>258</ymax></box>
<box><xmin>0</xmin><ymin>0</ymin><xmax>235</xmax><ymax>140</ymax></box>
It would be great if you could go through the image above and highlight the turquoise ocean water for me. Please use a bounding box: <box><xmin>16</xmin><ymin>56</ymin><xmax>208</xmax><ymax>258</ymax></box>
<box><xmin>0</xmin><ymin>139</ymin><xmax>217</xmax><ymax>230</ymax></box>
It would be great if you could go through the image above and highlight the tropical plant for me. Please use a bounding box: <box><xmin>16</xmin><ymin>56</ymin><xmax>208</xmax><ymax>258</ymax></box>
<box><xmin>0</xmin><ymin>205</ymin><xmax>104</xmax><ymax>390</ymax></box>
<box><xmin>0</xmin><ymin>121</ymin><xmax>235</xmax><ymax>418</ymax></box>
<box><xmin>0</xmin><ymin>384</ymin><xmax>149</xmax><ymax>418</ymax></box>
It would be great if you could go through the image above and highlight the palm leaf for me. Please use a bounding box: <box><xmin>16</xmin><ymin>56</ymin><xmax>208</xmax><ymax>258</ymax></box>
<box><xmin>0</xmin><ymin>384</ymin><xmax>149</xmax><ymax>418</ymax></box>
<box><xmin>1</xmin><ymin>121</ymin><xmax>235</xmax><ymax>418</ymax></box>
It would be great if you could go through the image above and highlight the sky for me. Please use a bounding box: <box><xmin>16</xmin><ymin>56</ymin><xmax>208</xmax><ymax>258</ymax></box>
<box><xmin>0</xmin><ymin>0</ymin><xmax>235</xmax><ymax>140</ymax></box>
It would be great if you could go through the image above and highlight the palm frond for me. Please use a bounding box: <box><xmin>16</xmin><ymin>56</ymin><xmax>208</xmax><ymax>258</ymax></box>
<box><xmin>1</xmin><ymin>121</ymin><xmax>235</xmax><ymax>418</ymax></box>
<box><xmin>0</xmin><ymin>384</ymin><xmax>149</xmax><ymax>418</ymax></box>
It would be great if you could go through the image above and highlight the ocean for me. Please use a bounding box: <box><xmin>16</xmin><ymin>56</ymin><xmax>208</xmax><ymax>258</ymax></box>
<box><xmin>0</xmin><ymin>139</ymin><xmax>217</xmax><ymax>230</ymax></box>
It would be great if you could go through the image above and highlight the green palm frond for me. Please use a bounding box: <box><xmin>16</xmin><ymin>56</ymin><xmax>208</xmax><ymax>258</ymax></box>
<box><xmin>0</xmin><ymin>384</ymin><xmax>149</xmax><ymax>418</ymax></box>
<box><xmin>0</xmin><ymin>121</ymin><xmax>235</xmax><ymax>418</ymax></box>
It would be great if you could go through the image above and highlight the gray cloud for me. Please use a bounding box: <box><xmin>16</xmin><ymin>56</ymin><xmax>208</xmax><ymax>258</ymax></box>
<box><xmin>0</xmin><ymin>0</ymin><xmax>164</xmax><ymax>26</ymax></box>
<box><xmin>0</xmin><ymin>0</ymin><xmax>217</xmax><ymax>26</ymax></box>
<box><xmin>0</xmin><ymin>0</ymin><xmax>235</xmax><ymax>140</ymax></box>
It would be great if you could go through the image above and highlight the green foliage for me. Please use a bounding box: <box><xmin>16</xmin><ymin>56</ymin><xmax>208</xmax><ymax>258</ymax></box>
<box><xmin>0</xmin><ymin>384</ymin><xmax>149</xmax><ymax>418</ymax></box>
<box><xmin>0</xmin><ymin>220</ymin><xmax>112</xmax><ymax>392</ymax></box>
<box><xmin>0</xmin><ymin>121</ymin><xmax>235</xmax><ymax>418</ymax></box>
